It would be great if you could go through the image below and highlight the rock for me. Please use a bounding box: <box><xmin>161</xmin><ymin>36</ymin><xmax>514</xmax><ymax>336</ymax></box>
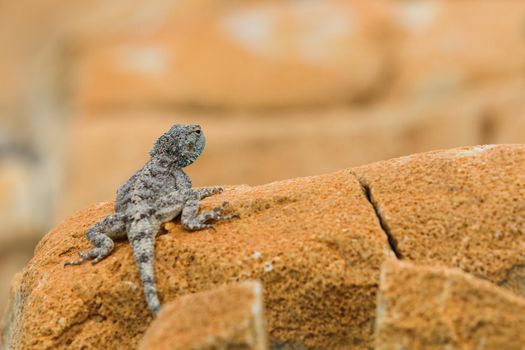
<box><xmin>0</xmin><ymin>249</ymin><xmax>34</xmax><ymax>332</ymax></box>
<box><xmin>73</xmin><ymin>0</ymin><xmax>396</xmax><ymax>109</ymax></box>
<box><xmin>138</xmin><ymin>281</ymin><xmax>267</xmax><ymax>350</ymax></box>
<box><xmin>3</xmin><ymin>171</ymin><xmax>390</xmax><ymax>349</ymax></box>
<box><xmin>353</xmin><ymin>144</ymin><xmax>525</xmax><ymax>296</ymax></box>
<box><xmin>390</xmin><ymin>1</ymin><xmax>525</xmax><ymax>98</ymax></box>
<box><xmin>5</xmin><ymin>144</ymin><xmax>525</xmax><ymax>349</ymax></box>
<box><xmin>1</xmin><ymin>270</ymin><xmax>23</xmax><ymax>349</ymax></box>
<box><xmin>375</xmin><ymin>259</ymin><xmax>525</xmax><ymax>350</ymax></box>
<box><xmin>479</xmin><ymin>79</ymin><xmax>525</xmax><ymax>145</ymax></box>
<box><xmin>0</xmin><ymin>159</ymin><xmax>35</xmax><ymax>248</ymax></box>
<box><xmin>0</xmin><ymin>0</ymin><xmax>177</xmax><ymax>108</ymax></box>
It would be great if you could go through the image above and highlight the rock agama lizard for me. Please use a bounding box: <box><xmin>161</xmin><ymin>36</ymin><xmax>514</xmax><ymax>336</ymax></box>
<box><xmin>65</xmin><ymin>124</ymin><xmax>237</xmax><ymax>315</ymax></box>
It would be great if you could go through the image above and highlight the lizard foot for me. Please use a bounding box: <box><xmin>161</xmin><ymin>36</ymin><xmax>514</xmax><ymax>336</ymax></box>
<box><xmin>211</xmin><ymin>187</ymin><xmax>223</xmax><ymax>195</ymax></box>
<box><xmin>182</xmin><ymin>201</ymin><xmax>239</xmax><ymax>231</ymax></box>
<box><xmin>64</xmin><ymin>248</ymin><xmax>111</xmax><ymax>267</ymax></box>
<box><xmin>211</xmin><ymin>201</ymin><xmax>240</xmax><ymax>221</ymax></box>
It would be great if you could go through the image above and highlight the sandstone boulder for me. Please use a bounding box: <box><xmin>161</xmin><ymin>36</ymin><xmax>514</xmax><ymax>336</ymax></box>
<box><xmin>3</xmin><ymin>144</ymin><xmax>525</xmax><ymax>349</ymax></box>
<box><xmin>353</xmin><ymin>144</ymin><xmax>525</xmax><ymax>297</ymax></box>
<box><xmin>375</xmin><ymin>259</ymin><xmax>525</xmax><ymax>350</ymax></box>
<box><xmin>138</xmin><ymin>281</ymin><xmax>267</xmax><ymax>350</ymax></box>
<box><xmin>2</xmin><ymin>171</ymin><xmax>390</xmax><ymax>349</ymax></box>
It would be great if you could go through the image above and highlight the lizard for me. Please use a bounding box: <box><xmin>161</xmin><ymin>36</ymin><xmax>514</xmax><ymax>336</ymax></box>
<box><xmin>65</xmin><ymin>124</ymin><xmax>238</xmax><ymax>315</ymax></box>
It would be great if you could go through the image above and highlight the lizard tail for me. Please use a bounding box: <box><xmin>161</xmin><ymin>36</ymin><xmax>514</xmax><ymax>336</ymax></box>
<box><xmin>129</xmin><ymin>219</ymin><xmax>161</xmax><ymax>316</ymax></box>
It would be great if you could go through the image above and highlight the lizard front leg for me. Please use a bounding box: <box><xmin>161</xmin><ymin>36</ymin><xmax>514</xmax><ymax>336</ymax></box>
<box><xmin>181</xmin><ymin>191</ymin><xmax>238</xmax><ymax>231</ymax></box>
<box><xmin>65</xmin><ymin>213</ymin><xmax>126</xmax><ymax>266</ymax></box>
<box><xmin>194</xmin><ymin>186</ymin><xmax>223</xmax><ymax>200</ymax></box>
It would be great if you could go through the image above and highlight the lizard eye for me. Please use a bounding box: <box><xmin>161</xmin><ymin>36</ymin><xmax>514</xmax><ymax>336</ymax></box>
<box><xmin>194</xmin><ymin>129</ymin><xmax>201</xmax><ymax>135</ymax></box>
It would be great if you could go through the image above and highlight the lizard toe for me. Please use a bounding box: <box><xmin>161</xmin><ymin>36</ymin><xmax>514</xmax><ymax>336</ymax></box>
<box><xmin>217</xmin><ymin>214</ymin><xmax>239</xmax><ymax>221</ymax></box>
<box><xmin>91</xmin><ymin>257</ymin><xmax>102</xmax><ymax>265</ymax></box>
<box><xmin>64</xmin><ymin>252</ymin><xmax>90</xmax><ymax>266</ymax></box>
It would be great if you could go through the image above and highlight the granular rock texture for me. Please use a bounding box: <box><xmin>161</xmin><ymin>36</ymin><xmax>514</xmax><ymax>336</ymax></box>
<box><xmin>376</xmin><ymin>259</ymin><xmax>525</xmax><ymax>350</ymax></box>
<box><xmin>138</xmin><ymin>281</ymin><xmax>267</xmax><ymax>350</ymax></box>
<box><xmin>353</xmin><ymin>144</ymin><xmax>525</xmax><ymax>296</ymax></box>
<box><xmin>1</xmin><ymin>171</ymin><xmax>390</xmax><ymax>349</ymax></box>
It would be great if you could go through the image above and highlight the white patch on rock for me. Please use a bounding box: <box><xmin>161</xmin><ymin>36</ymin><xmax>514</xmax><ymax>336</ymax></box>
<box><xmin>220</xmin><ymin>8</ymin><xmax>276</xmax><ymax>58</ymax></box>
<box><xmin>116</xmin><ymin>45</ymin><xmax>169</xmax><ymax>76</ymax></box>
<box><xmin>451</xmin><ymin>145</ymin><xmax>495</xmax><ymax>158</ymax></box>
<box><xmin>437</xmin><ymin>279</ymin><xmax>452</xmax><ymax>310</ymax></box>
<box><xmin>251</xmin><ymin>281</ymin><xmax>263</xmax><ymax>317</ymax></box>
<box><xmin>398</xmin><ymin>2</ymin><xmax>439</xmax><ymax>31</ymax></box>
<box><xmin>375</xmin><ymin>299</ymin><xmax>386</xmax><ymax>321</ymax></box>
<box><xmin>478</xmin><ymin>337</ymin><xmax>486</xmax><ymax>349</ymax></box>
<box><xmin>123</xmin><ymin>280</ymin><xmax>139</xmax><ymax>290</ymax></box>
<box><xmin>385</xmin><ymin>247</ymin><xmax>397</xmax><ymax>258</ymax></box>
<box><xmin>250</xmin><ymin>281</ymin><xmax>268</xmax><ymax>348</ymax></box>
<box><xmin>35</xmin><ymin>273</ymin><xmax>48</xmax><ymax>291</ymax></box>
<box><xmin>263</xmin><ymin>262</ymin><xmax>273</xmax><ymax>272</ymax></box>
<box><xmin>252</xmin><ymin>251</ymin><xmax>262</xmax><ymax>260</ymax></box>
<box><xmin>295</xmin><ymin>2</ymin><xmax>354</xmax><ymax>63</ymax></box>
<box><xmin>221</xmin><ymin>2</ymin><xmax>353</xmax><ymax>64</ymax></box>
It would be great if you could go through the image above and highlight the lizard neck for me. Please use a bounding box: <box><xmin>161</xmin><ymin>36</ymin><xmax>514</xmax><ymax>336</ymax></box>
<box><xmin>150</xmin><ymin>154</ymin><xmax>181</xmax><ymax>171</ymax></box>
<box><xmin>148</xmin><ymin>154</ymin><xmax>192</xmax><ymax>189</ymax></box>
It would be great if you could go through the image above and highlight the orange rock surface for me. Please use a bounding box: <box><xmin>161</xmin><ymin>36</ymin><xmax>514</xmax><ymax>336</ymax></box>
<box><xmin>376</xmin><ymin>259</ymin><xmax>525</xmax><ymax>350</ymax></box>
<box><xmin>2</xmin><ymin>171</ymin><xmax>389</xmax><ymax>349</ymax></box>
<box><xmin>353</xmin><ymin>144</ymin><xmax>525</xmax><ymax>296</ymax></box>
<box><xmin>138</xmin><ymin>281</ymin><xmax>267</xmax><ymax>350</ymax></box>
<box><xmin>2</xmin><ymin>145</ymin><xmax>525</xmax><ymax>349</ymax></box>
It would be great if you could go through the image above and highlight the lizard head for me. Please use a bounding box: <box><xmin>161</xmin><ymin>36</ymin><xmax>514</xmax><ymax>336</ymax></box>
<box><xmin>149</xmin><ymin>124</ymin><xmax>206</xmax><ymax>167</ymax></box>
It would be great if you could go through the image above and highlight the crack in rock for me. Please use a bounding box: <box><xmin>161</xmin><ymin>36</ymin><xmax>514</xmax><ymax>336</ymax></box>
<box><xmin>356</xmin><ymin>178</ymin><xmax>403</xmax><ymax>259</ymax></box>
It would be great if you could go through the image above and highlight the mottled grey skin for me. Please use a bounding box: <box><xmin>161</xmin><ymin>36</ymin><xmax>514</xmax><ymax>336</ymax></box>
<box><xmin>65</xmin><ymin>124</ymin><xmax>237</xmax><ymax>315</ymax></box>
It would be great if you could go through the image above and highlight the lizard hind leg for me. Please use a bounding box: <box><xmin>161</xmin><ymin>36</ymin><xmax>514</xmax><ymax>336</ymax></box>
<box><xmin>64</xmin><ymin>214</ymin><xmax>125</xmax><ymax>266</ymax></box>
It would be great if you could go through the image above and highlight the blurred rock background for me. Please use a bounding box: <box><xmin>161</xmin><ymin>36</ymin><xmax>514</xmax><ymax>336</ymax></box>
<box><xmin>1</xmin><ymin>0</ymin><xmax>525</xmax><ymax>314</ymax></box>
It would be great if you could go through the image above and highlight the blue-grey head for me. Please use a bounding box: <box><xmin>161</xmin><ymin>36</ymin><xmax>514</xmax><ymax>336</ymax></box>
<box><xmin>149</xmin><ymin>124</ymin><xmax>206</xmax><ymax>167</ymax></box>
